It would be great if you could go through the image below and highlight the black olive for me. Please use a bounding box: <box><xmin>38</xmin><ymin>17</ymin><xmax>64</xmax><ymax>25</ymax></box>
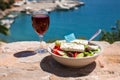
<box><xmin>85</xmin><ymin>47</ymin><xmax>91</xmax><ymax>52</ymax></box>
<box><xmin>67</xmin><ymin>52</ymin><xmax>74</xmax><ymax>57</ymax></box>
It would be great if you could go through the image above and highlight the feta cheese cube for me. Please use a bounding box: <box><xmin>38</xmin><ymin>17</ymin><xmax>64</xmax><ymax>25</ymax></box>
<box><xmin>60</xmin><ymin>43</ymin><xmax>85</xmax><ymax>52</ymax></box>
<box><xmin>71</xmin><ymin>39</ymin><xmax>88</xmax><ymax>45</ymax></box>
<box><xmin>88</xmin><ymin>45</ymin><xmax>99</xmax><ymax>50</ymax></box>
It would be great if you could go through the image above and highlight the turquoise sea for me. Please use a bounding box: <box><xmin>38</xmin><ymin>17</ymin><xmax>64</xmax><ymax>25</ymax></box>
<box><xmin>0</xmin><ymin>0</ymin><xmax>120</xmax><ymax>42</ymax></box>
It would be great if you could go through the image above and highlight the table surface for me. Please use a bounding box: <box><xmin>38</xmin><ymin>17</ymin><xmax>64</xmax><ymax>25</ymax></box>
<box><xmin>0</xmin><ymin>41</ymin><xmax>120</xmax><ymax>80</ymax></box>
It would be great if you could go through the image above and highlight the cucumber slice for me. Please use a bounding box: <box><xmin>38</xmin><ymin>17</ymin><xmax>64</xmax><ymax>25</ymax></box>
<box><xmin>62</xmin><ymin>55</ymin><xmax>69</xmax><ymax>58</ymax></box>
<box><xmin>57</xmin><ymin>50</ymin><xmax>66</xmax><ymax>56</ymax></box>
<box><xmin>76</xmin><ymin>53</ymin><xmax>84</xmax><ymax>58</ymax></box>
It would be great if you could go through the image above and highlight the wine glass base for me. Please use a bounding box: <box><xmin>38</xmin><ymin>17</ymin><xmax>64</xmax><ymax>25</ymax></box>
<box><xmin>35</xmin><ymin>48</ymin><xmax>48</xmax><ymax>54</ymax></box>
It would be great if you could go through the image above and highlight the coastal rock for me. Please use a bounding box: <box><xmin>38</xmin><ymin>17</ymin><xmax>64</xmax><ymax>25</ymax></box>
<box><xmin>0</xmin><ymin>41</ymin><xmax>120</xmax><ymax>80</ymax></box>
<box><xmin>0</xmin><ymin>10</ymin><xmax>5</xmax><ymax>18</ymax></box>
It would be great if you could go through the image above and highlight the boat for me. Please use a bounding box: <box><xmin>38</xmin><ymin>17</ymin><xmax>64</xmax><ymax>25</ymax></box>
<box><xmin>55</xmin><ymin>0</ymin><xmax>84</xmax><ymax>10</ymax></box>
<box><xmin>7</xmin><ymin>14</ymin><xmax>17</xmax><ymax>19</ymax></box>
<box><xmin>5</xmin><ymin>24</ymin><xmax>11</xmax><ymax>29</ymax></box>
<box><xmin>61</xmin><ymin>0</ymin><xmax>84</xmax><ymax>7</ymax></box>
<box><xmin>0</xmin><ymin>19</ymin><xmax>14</xmax><ymax>29</ymax></box>
<box><xmin>13</xmin><ymin>1</ymin><xmax>24</xmax><ymax>7</ymax></box>
<box><xmin>44</xmin><ymin>8</ymin><xmax>55</xmax><ymax>12</ymax></box>
<box><xmin>55</xmin><ymin>1</ymin><xmax>70</xmax><ymax>10</ymax></box>
<box><xmin>26</xmin><ymin>11</ymin><xmax>31</xmax><ymax>14</ymax></box>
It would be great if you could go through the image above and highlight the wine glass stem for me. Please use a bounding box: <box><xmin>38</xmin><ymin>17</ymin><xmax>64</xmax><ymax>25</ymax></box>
<box><xmin>39</xmin><ymin>34</ymin><xmax>43</xmax><ymax>49</ymax></box>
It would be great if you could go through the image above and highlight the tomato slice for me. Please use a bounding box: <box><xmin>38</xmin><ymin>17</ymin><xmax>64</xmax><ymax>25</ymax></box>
<box><xmin>54</xmin><ymin>45</ymin><xmax>59</xmax><ymax>49</ymax></box>
<box><xmin>54</xmin><ymin>45</ymin><xmax>62</xmax><ymax>50</ymax></box>
<box><xmin>52</xmin><ymin>49</ymin><xmax>59</xmax><ymax>55</ymax></box>
<box><xmin>73</xmin><ymin>52</ymin><xmax>78</xmax><ymax>58</ymax></box>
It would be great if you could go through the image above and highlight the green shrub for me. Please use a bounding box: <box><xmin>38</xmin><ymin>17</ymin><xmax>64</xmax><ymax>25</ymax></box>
<box><xmin>99</xmin><ymin>20</ymin><xmax>120</xmax><ymax>43</ymax></box>
<box><xmin>0</xmin><ymin>24</ymin><xmax>9</xmax><ymax>35</ymax></box>
<box><xmin>0</xmin><ymin>0</ymin><xmax>14</xmax><ymax>11</ymax></box>
<box><xmin>8</xmin><ymin>0</ymin><xmax>15</xmax><ymax>5</ymax></box>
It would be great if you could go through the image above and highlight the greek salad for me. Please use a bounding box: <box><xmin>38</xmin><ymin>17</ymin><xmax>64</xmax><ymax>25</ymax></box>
<box><xmin>51</xmin><ymin>39</ymin><xmax>100</xmax><ymax>58</ymax></box>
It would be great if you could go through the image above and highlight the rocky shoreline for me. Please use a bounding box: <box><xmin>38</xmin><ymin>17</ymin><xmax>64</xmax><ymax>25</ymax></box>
<box><xmin>0</xmin><ymin>0</ymin><xmax>84</xmax><ymax>19</ymax></box>
<box><xmin>0</xmin><ymin>0</ymin><xmax>84</xmax><ymax>29</ymax></box>
<box><xmin>0</xmin><ymin>9</ymin><xmax>11</xmax><ymax>19</ymax></box>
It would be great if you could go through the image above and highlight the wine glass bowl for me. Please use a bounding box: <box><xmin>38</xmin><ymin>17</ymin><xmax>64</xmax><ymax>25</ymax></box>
<box><xmin>32</xmin><ymin>10</ymin><xmax>49</xmax><ymax>35</ymax></box>
<box><xmin>32</xmin><ymin>10</ymin><xmax>50</xmax><ymax>53</ymax></box>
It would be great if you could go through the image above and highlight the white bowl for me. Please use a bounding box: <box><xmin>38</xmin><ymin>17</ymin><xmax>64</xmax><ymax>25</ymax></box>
<box><xmin>48</xmin><ymin>42</ymin><xmax>102</xmax><ymax>68</ymax></box>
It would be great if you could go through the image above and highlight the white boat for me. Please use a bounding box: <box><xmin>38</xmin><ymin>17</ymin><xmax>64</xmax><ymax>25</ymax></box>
<box><xmin>55</xmin><ymin>0</ymin><xmax>84</xmax><ymax>10</ymax></box>
<box><xmin>26</xmin><ymin>11</ymin><xmax>31</xmax><ymax>14</ymax></box>
<box><xmin>9</xmin><ymin>20</ymin><xmax>14</xmax><ymax>24</ymax></box>
<box><xmin>44</xmin><ymin>8</ymin><xmax>55</xmax><ymax>12</ymax></box>
<box><xmin>0</xmin><ymin>19</ymin><xmax>14</xmax><ymax>29</ymax></box>
<box><xmin>61</xmin><ymin>0</ymin><xmax>84</xmax><ymax>7</ymax></box>
<box><xmin>55</xmin><ymin>1</ymin><xmax>70</xmax><ymax>10</ymax></box>
<box><xmin>24</xmin><ymin>6</ymin><xmax>32</xmax><ymax>11</ymax></box>
<box><xmin>7</xmin><ymin>14</ymin><xmax>17</xmax><ymax>18</ymax></box>
<box><xmin>5</xmin><ymin>24</ymin><xmax>11</xmax><ymax>29</ymax></box>
<box><xmin>13</xmin><ymin>1</ymin><xmax>24</xmax><ymax>7</ymax></box>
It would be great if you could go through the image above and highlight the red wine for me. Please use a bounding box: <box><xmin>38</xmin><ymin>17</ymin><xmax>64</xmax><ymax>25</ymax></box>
<box><xmin>32</xmin><ymin>14</ymin><xmax>49</xmax><ymax>35</ymax></box>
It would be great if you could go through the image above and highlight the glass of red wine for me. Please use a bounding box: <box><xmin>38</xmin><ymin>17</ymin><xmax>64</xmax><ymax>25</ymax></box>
<box><xmin>32</xmin><ymin>10</ymin><xmax>49</xmax><ymax>53</ymax></box>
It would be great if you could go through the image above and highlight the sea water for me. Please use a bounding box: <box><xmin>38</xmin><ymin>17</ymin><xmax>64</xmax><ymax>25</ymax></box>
<box><xmin>0</xmin><ymin>0</ymin><xmax>120</xmax><ymax>42</ymax></box>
